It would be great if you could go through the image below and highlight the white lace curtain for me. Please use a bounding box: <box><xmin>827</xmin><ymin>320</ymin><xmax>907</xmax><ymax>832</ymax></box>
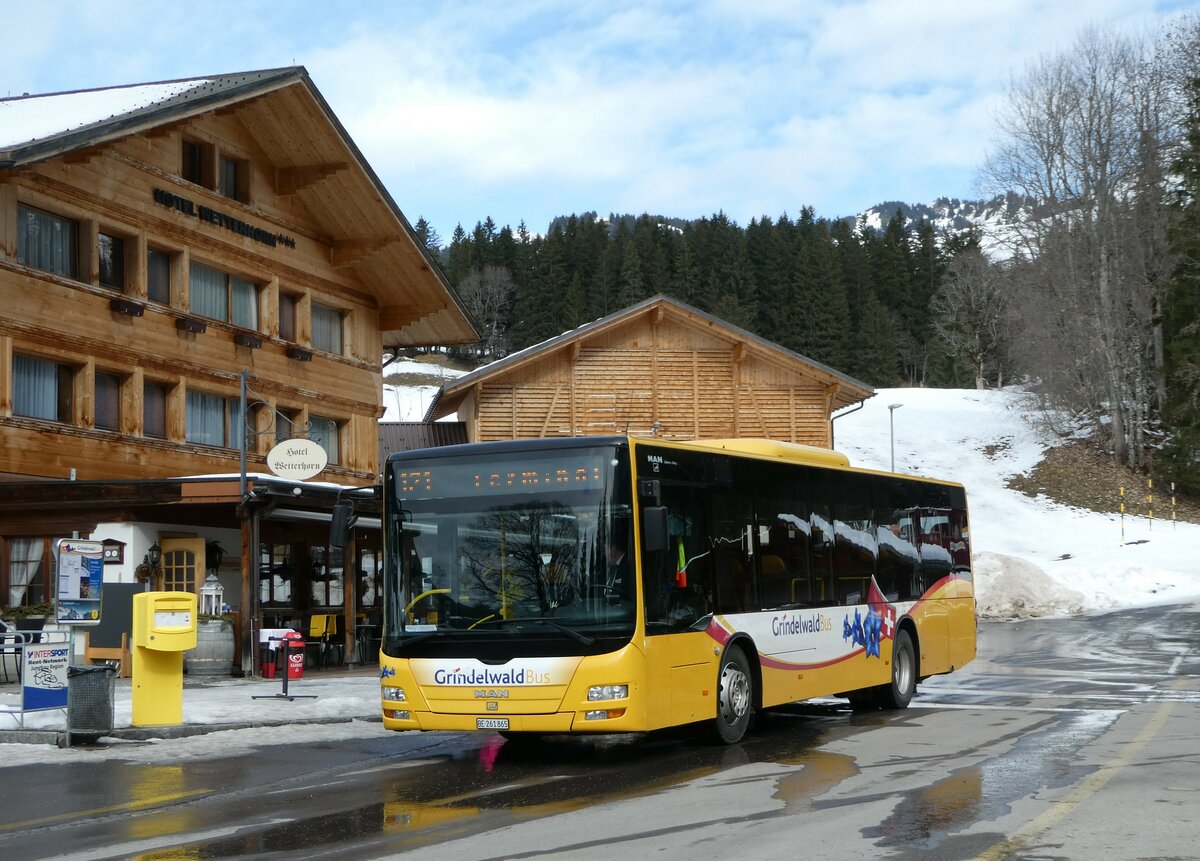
<box><xmin>8</xmin><ymin>539</ymin><xmax>44</xmax><ymax>606</ymax></box>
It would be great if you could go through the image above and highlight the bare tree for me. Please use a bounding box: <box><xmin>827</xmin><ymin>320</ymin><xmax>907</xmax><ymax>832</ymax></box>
<box><xmin>983</xmin><ymin>26</ymin><xmax>1188</xmax><ymax>468</ymax></box>
<box><xmin>456</xmin><ymin>265</ymin><xmax>514</xmax><ymax>360</ymax></box>
<box><xmin>932</xmin><ymin>250</ymin><xmax>1015</xmax><ymax>389</ymax></box>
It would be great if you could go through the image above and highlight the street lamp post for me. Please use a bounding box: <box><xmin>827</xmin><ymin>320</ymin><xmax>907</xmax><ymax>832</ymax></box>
<box><xmin>888</xmin><ymin>403</ymin><xmax>903</xmax><ymax>472</ymax></box>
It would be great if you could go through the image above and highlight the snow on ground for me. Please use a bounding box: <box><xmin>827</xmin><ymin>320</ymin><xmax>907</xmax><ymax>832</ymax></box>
<box><xmin>0</xmin><ymin>674</ymin><xmax>390</xmax><ymax>766</ymax></box>
<box><xmin>381</xmin><ymin>359</ymin><xmax>467</xmax><ymax>422</ymax></box>
<box><xmin>835</xmin><ymin>388</ymin><xmax>1200</xmax><ymax>619</ymax></box>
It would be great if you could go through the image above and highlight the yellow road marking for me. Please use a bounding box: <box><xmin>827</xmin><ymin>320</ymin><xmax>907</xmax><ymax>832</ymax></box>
<box><xmin>0</xmin><ymin>788</ymin><xmax>210</xmax><ymax>833</ymax></box>
<box><xmin>974</xmin><ymin>678</ymin><xmax>1185</xmax><ymax>860</ymax></box>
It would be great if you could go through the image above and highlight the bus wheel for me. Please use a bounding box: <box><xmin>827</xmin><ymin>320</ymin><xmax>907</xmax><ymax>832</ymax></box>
<box><xmin>878</xmin><ymin>629</ymin><xmax>916</xmax><ymax>709</ymax></box>
<box><xmin>711</xmin><ymin>646</ymin><xmax>754</xmax><ymax>744</ymax></box>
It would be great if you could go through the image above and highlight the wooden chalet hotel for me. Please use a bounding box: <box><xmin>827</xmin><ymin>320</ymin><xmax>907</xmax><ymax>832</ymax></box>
<box><xmin>0</xmin><ymin>68</ymin><xmax>478</xmax><ymax>675</ymax></box>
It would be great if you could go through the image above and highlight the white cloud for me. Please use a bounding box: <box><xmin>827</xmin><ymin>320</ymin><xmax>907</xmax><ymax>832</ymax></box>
<box><xmin>4</xmin><ymin>0</ymin><xmax>1188</xmax><ymax>233</ymax></box>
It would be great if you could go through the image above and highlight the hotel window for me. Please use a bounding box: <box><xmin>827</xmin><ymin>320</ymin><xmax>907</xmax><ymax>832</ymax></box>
<box><xmin>186</xmin><ymin>390</ymin><xmax>244</xmax><ymax>449</ymax></box>
<box><xmin>190</xmin><ymin>262</ymin><xmax>259</xmax><ymax>329</ymax></box>
<box><xmin>309</xmin><ymin>544</ymin><xmax>344</xmax><ymax>609</ymax></box>
<box><xmin>275</xmin><ymin>407</ymin><xmax>301</xmax><ymax>444</ymax></box>
<box><xmin>6</xmin><ymin>537</ymin><xmax>52</xmax><ymax>607</ymax></box>
<box><xmin>219</xmin><ymin>155</ymin><xmax>248</xmax><ymax>202</ymax></box>
<box><xmin>309</xmin><ymin>415</ymin><xmax>340</xmax><ymax>465</ymax></box>
<box><xmin>259</xmin><ymin>543</ymin><xmax>293</xmax><ymax>606</ymax></box>
<box><xmin>147</xmin><ymin>247</ymin><xmax>172</xmax><ymax>304</ymax></box>
<box><xmin>17</xmin><ymin>205</ymin><xmax>78</xmax><ymax>279</ymax></box>
<box><xmin>312</xmin><ymin>303</ymin><xmax>344</xmax><ymax>354</ymax></box>
<box><xmin>279</xmin><ymin>292</ymin><xmax>297</xmax><ymax>341</ymax></box>
<box><xmin>98</xmin><ymin>232</ymin><xmax>126</xmax><ymax>292</ymax></box>
<box><xmin>144</xmin><ymin>381</ymin><xmax>168</xmax><ymax>439</ymax></box>
<box><xmin>13</xmin><ymin>355</ymin><xmax>73</xmax><ymax>423</ymax></box>
<box><xmin>95</xmin><ymin>372</ymin><xmax>121</xmax><ymax>431</ymax></box>
<box><xmin>182</xmin><ymin>139</ymin><xmax>208</xmax><ymax>186</ymax></box>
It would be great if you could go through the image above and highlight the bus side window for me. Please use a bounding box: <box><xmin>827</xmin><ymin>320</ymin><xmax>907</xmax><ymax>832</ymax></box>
<box><xmin>875</xmin><ymin>478</ymin><xmax>919</xmax><ymax>601</ymax></box>
<box><xmin>753</xmin><ymin>460</ymin><xmax>812</xmax><ymax>608</ymax></box>
<box><xmin>643</xmin><ymin>483</ymin><xmax>712</xmax><ymax>631</ymax></box>
<box><xmin>833</xmin><ymin>477</ymin><xmax>877</xmax><ymax>606</ymax></box>
<box><xmin>809</xmin><ymin>502</ymin><xmax>834</xmax><ymax>606</ymax></box>
<box><xmin>709</xmin><ymin>482</ymin><xmax>756</xmax><ymax>614</ymax></box>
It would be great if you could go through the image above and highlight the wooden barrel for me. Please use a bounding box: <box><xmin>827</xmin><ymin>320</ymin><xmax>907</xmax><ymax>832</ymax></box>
<box><xmin>186</xmin><ymin>620</ymin><xmax>235</xmax><ymax>676</ymax></box>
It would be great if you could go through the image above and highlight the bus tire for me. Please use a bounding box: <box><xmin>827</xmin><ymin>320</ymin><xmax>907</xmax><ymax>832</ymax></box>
<box><xmin>878</xmin><ymin>629</ymin><xmax>916</xmax><ymax>710</ymax></box>
<box><xmin>711</xmin><ymin>646</ymin><xmax>754</xmax><ymax>744</ymax></box>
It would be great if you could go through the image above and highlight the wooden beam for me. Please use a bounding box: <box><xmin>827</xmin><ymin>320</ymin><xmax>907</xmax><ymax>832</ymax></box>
<box><xmin>274</xmin><ymin>162</ymin><xmax>349</xmax><ymax>195</ymax></box>
<box><xmin>731</xmin><ymin>341</ymin><xmax>748</xmax><ymax>363</ymax></box>
<box><xmin>330</xmin><ymin>237</ymin><xmax>393</xmax><ymax>267</ymax></box>
<box><xmin>540</xmin><ymin>388</ymin><xmax>561</xmax><ymax>436</ymax></box>
<box><xmin>62</xmin><ymin>147</ymin><xmax>103</xmax><ymax>165</ymax></box>
<box><xmin>379</xmin><ymin>303</ymin><xmax>437</xmax><ymax>330</ymax></box>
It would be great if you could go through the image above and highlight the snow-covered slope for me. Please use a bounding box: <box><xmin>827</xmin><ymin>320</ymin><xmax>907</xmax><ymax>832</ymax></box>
<box><xmin>834</xmin><ymin>388</ymin><xmax>1200</xmax><ymax>618</ymax></box>
<box><xmin>381</xmin><ymin>360</ymin><xmax>467</xmax><ymax>422</ymax></box>
<box><xmin>857</xmin><ymin>195</ymin><xmax>1027</xmax><ymax>259</ymax></box>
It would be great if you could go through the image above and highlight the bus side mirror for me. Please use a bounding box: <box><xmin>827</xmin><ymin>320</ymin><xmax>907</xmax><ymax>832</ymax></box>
<box><xmin>330</xmin><ymin>501</ymin><xmax>358</xmax><ymax>549</ymax></box>
<box><xmin>641</xmin><ymin>506</ymin><xmax>668</xmax><ymax>553</ymax></box>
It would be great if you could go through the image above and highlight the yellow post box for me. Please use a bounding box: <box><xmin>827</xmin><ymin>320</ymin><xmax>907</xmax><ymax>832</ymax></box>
<box><xmin>131</xmin><ymin>591</ymin><xmax>197</xmax><ymax>726</ymax></box>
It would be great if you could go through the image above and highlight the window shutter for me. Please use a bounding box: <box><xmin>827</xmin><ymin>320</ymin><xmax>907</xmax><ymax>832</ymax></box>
<box><xmin>95</xmin><ymin>374</ymin><xmax>120</xmax><ymax>431</ymax></box>
<box><xmin>144</xmin><ymin>382</ymin><xmax>167</xmax><ymax>438</ymax></box>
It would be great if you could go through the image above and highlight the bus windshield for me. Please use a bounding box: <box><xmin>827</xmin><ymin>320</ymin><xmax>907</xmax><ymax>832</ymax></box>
<box><xmin>384</xmin><ymin>442</ymin><xmax>634</xmax><ymax>658</ymax></box>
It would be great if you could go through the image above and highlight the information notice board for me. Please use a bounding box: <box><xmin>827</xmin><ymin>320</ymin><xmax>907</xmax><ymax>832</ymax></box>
<box><xmin>55</xmin><ymin>539</ymin><xmax>104</xmax><ymax>624</ymax></box>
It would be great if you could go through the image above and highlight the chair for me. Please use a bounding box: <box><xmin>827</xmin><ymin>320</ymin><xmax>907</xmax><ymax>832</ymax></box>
<box><xmin>82</xmin><ymin>629</ymin><xmax>131</xmax><ymax>678</ymax></box>
<box><xmin>306</xmin><ymin>614</ymin><xmax>344</xmax><ymax>669</ymax></box>
<box><xmin>0</xmin><ymin>620</ymin><xmax>16</xmax><ymax>683</ymax></box>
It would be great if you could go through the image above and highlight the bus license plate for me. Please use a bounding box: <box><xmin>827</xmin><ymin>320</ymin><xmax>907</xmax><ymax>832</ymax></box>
<box><xmin>477</xmin><ymin>718</ymin><xmax>509</xmax><ymax>730</ymax></box>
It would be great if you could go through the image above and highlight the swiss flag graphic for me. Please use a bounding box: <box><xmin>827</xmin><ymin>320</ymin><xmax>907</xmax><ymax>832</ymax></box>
<box><xmin>867</xmin><ymin>578</ymin><xmax>897</xmax><ymax>640</ymax></box>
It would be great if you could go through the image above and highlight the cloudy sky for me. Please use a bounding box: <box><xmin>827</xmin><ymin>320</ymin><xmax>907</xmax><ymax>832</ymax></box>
<box><xmin>3</xmin><ymin>1</ymin><xmax>1194</xmax><ymax>237</ymax></box>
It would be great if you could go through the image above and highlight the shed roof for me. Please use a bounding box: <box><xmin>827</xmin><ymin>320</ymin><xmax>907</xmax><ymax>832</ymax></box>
<box><xmin>425</xmin><ymin>294</ymin><xmax>875</xmax><ymax>421</ymax></box>
<box><xmin>0</xmin><ymin>67</ymin><xmax>479</xmax><ymax>348</ymax></box>
<box><xmin>379</xmin><ymin>421</ymin><xmax>468</xmax><ymax>462</ymax></box>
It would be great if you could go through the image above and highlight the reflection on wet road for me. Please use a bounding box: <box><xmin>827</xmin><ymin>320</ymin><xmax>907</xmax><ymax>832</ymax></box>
<box><xmin>3</xmin><ymin>604</ymin><xmax>1198</xmax><ymax>860</ymax></box>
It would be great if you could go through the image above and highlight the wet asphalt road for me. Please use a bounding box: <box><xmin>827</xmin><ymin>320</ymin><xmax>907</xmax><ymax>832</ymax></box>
<box><xmin>2</xmin><ymin>603</ymin><xmax>1198</xmax><ymax>860</ymax></box>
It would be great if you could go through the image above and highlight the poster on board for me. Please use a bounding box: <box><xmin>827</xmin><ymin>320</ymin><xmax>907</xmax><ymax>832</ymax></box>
<box><xmin>21</xmin><ymin>642</ymin><xmax>70</xmax><ymax>711</ymax></box>
<box><xmin>55</xmin><ymin>539</ymin><xmax>104</xmax><ymax>625</ymax></box>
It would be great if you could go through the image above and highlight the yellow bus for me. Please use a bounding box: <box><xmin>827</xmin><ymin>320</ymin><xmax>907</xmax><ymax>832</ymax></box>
<box><xmin>376</xmin><ymin>435</ymin><xmax>975</xmax><ymax>744</ymax></box>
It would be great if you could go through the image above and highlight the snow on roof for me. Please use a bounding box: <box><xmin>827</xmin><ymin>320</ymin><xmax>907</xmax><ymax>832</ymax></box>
<box><xmin>0</xmin><ymin>79</ymin><xmax>213</xmax><ymax>149</ymax></box>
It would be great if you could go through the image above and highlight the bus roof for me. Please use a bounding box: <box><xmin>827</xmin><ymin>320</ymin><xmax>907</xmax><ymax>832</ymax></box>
<box><xmin>633</xmin><ymin>437</ymin><xmax>852</xmax><ymax>468</ymax></box>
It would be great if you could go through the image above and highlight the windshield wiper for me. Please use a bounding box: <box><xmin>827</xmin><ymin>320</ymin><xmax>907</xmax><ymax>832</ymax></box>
<box><xmin>472</xmin><ymin>616</ymin><xmax>595</xmax><ymax>645</ymax></box>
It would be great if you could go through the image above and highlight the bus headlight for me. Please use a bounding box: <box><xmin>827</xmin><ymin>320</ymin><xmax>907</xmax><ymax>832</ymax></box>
<box><xmin>587</xmin><ymin>684</ymin><xmax>628</xmax><ymax>701</ymax></box>
<box><xmin>381</xmin><ymin>686</ymin><xmax>406</xmax><ymax>702</ymax></box>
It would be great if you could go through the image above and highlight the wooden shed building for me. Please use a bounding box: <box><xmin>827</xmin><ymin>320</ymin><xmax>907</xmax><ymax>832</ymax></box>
<box><xmin>0</xmin><ymin>68</ymin><xmax>478</xmax><ymax>672</ymax></box>
<box><xmin>426</xmin><ymin>294</ymin><xmax>874</xmax><ymax>446</ymax></box>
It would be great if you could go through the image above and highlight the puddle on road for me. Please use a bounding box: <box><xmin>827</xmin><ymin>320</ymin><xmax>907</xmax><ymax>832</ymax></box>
<box><xmin>860</xmin><ymin>707</ymin><xmax>1122</xmax><ymax>854</ymax></box>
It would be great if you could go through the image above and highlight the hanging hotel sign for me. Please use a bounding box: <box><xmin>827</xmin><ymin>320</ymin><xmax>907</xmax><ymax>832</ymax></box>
<box><xmin>268</xmin><ymin>438</ymin><xmax>328</xmax><ymax>481</ymax></box>
<box><xmin>153</xmin><ymin>188</ymin><xmax>296</xmax><ymax>249</ymax></box>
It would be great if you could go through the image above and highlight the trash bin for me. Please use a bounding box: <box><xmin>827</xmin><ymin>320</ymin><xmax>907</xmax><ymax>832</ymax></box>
<box><xmin>67</xmin><ymin>664</ymin><xmax>117</xmax><ymax>744</ymax></box>
<box><xmin>283</xmin><ymin>631</ymin><xmax>305</xmax><ymax>680</ymax></box>
<box><xmin>261</xmin><ymin>646</ymin><xmax>278</xmax><ymax>679</ymax></box>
